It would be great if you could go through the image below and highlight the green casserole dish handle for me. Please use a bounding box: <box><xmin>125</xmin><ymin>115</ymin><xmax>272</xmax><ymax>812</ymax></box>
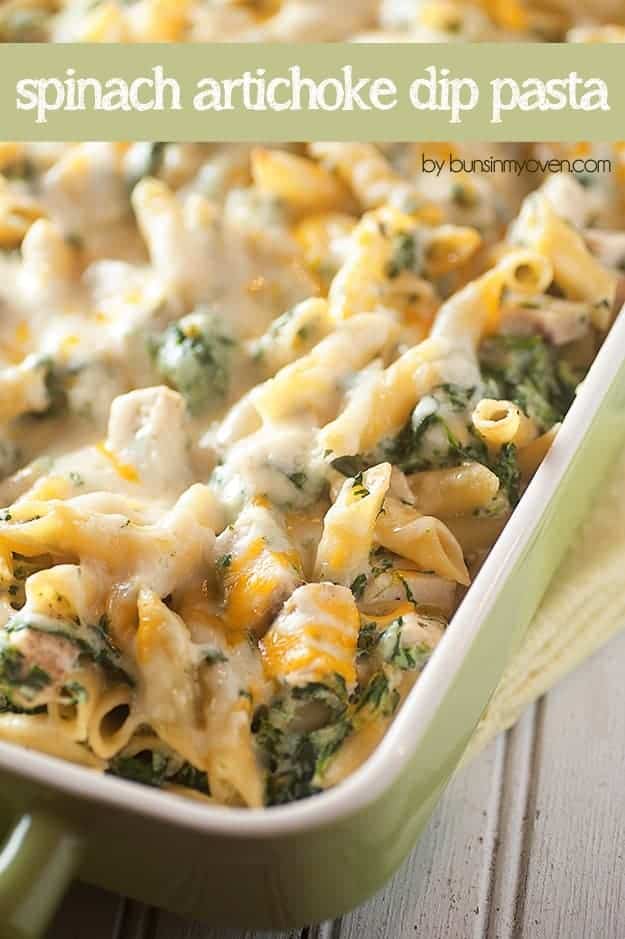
<box><xmin>0</xmin><ymin>811</ymin><xmax>82</xmax><ymax>939</ymax></box>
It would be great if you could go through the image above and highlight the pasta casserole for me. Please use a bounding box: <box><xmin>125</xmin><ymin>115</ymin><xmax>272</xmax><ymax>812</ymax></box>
<box><xmin>0</xmin><ymin>139</ymin><xmax>621</xmax><ymax>807</ymax></box>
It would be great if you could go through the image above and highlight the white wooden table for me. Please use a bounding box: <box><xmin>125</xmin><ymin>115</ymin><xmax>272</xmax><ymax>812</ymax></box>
<box><xmin>47</xmin><ymin>629</ymin><xmax>625</xmax><ymax>939</ymax></box>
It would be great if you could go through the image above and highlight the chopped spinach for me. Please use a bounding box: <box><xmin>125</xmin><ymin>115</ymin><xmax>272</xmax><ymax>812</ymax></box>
<box><xmin>291</xmin><ymin>676</ymin><xmax>348</xmax><ymax>714</ymax></box>
<box><xmin>150</xmin><ymin>309</ymin><xmax>236</xmax><ymax>415</ymax></box>
<box><xmin>385</xmin><ymin>382</ymin><xmax>522</xmax><ymax>505</ymax></box>
<box><xmin>0</xmin><ymin>693</ymin><xmax>45</xmax><ymax>715</ymax></box>
<box><xmin>490</xmin><ymin>442</ymin><xmax>521</xmax><ymax>507</ymax></box>
<box><xmin>387</xmin><ymin>232</ymin><xmax>422</xmax><ymax>279</ymax></box>
<box><xmin>253</xmin><ymin>698</ymin><xmax>315</xmax><ymax>804</ymax></box>
<box><xmin>438</xmin><ymin>383</ymin><xmax>476</xmax><ymax>411</ymax></box>
<box><xmin>200</xmin><ymin>647</ymin><xmax>228</xmax><ymax>666</ymax></box>
<box><xmin>252</xmin><ymin>676</ymin><xmax>350</xmax><ymax>806</ymax></box>
<box><xmin>0</xmin><ymin>645</ymin><xmax>51</xmax><ymax>703</ymax></box>
<box><xmin>5</xmin><ymin>615</ymin><xmax>134</xmax><ymax>687</ymax></box>
<box><xmin>378</xmin><ymin>618</ymin><xmax>434</xmax><ymax>671</ymax></box>
<box><xmin>369</xmin><ymin>547</ymin><xmax>394</xmax><ymax>578</ymax></box>
<box><xmin>356</xmin><ymin>672</ymin><xmax>400</xmax><ymax>718</ymax></box>
<box><xmin>61</xmin><ymin>681</ymin><xmax>87</xmax><ymax>705</ymax></box>
<box><xmin>108</xmin><ymin>748</ymin><xmax>210</xmax><ymax>793</ymax></box>
<box><xmin>168</xmin><ymin>762</ymin><xmax>210</xmax><ymax>795</ymax></box>
<box><xmin>108</xmin><ymin>751</ymin><xmax>169</xmax><ymax>788</ymax></box>
<box><xmin>351</xmin><ymin>473</ymin><xmax>370</xmax><ymax>500</ymax></box>
<box><xmin>309</xmin><ymin>720</ymin><xmax>352</xmax><ymax>776</ymax></box>
<box><xmin>395</xmin><ymin>572</ymin><xmax>417</xmax><ymax>606</ymax></box>
<box><xmin>350</xmin><ymin>573</ymin><xmax>368</xmax><ymax>601</ymax></box>
<box><xmin>450</xmin><ymin>183</ymin><xmax>477</xmax><ymax>208</ymax></box>
<box><xmin>479</xmin><ymin>335</ymin><xmax>580</xmax><ymax>431</ymax></box>
<box><xmin>6</xmin><ymin>555</ymin><xmax>50</xmax><ymax>610</ymax></box>
<box><xmin>251</xmin><ymin>304</ymin><xmax>324</xmax><ymax>361</ymax></box>
<box><xmin>31</xmin><ymin>358</ymin><xmax>68</xmax><ymax>420</ymax></box>
<box><xmin>287</xmin><ymin>471</ymin><xmax>308</xmax><ymax>491</ymax></box>
<box><xmin>330</xmin><ymin>455</ymin><xmax>367</xmax><ymax>478</ymax></box>
<box><xmin>385</xmin><ymin>386</ymin><xmax>482</xmax><ymax>475</ymax></box>
<box><xmin>357</xmin><ymin>621</ymin><xmax>381</xmax><ymax>658</ymax></box>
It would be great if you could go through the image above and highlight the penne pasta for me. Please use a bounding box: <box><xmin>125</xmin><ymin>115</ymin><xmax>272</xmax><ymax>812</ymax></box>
<box><xmin>315</xmin><ymin>463</ymin><xmax>392</xmax><ymax>587</ymax></box>
<box><xmin>0</xmin><ymin>713</ymin><xmax>105</xmax><ymax>769</ymax></box>
<box><xmin>0</xmin><ymin>120</ymin><xmax>615</xmax><ymax>806</ymax></box>
<box><xmin>517</xmin><ymin>424</ymin><xmax>561</xmax><ymax>478</ymax></box>
<box><xmin>252</xmin><ymin>312</ymin><xmax>398</xmax><ymax>423</ymax></box>
<box><xmin>87</xmin><ymin>683</ymin><xmax>140</xmax><ymax>760</ymax></box>
<box><xmin>375</xmin><ymin>496</ymin><xmax>470</xmax><ymax>585</ymax></box>
<box><xmin>407</xmin><ymin>463</ymin><xmax>500</xmax><ymax>517</ymax></box>
<box><xmin>472</xmin><ymin>398</ymin><xmax>538</xmax><ymax>449</ymax></box>
<box><xmin>251</xmin><ymin>148</ymin><xmax>350</xmax><ymax>215</ymax></box>
<box><xmin>513</xmin><ymin>193</ymin><xmax>617</xmax><ymax>326</ymax></box>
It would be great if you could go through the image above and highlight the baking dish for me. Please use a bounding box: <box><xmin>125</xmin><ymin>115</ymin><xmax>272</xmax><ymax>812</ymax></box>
<box><xmin>0</xmin><ymin>306</ymin><xmax>624</xmax><ymax>939</ymax></box>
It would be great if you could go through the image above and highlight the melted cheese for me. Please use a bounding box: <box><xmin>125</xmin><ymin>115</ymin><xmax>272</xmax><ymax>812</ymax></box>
<box><xmin>260</xmin><ymin>582</ymin><xmax>360</xmax><ymax>688</ymax></box>
<box><xmin>95</xmin><ymin>441</ymin><xmax>140</xmax><ymax>483</ymax></box>
<box><xmin>217</xmin><ymin>500</ymin><xmax>303</xmax><ymax>636</ymax></box>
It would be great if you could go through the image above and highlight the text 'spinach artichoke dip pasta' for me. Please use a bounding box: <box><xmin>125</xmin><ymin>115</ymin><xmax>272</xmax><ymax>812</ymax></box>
<box><xmin>0</xmin><ymin>4</ymin><xmax>625</xmax><ymax>809</ymax></box>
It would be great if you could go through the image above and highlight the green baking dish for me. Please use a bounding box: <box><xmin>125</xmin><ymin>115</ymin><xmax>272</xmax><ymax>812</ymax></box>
<box><xmin>1</xmin><ymin>308</ymin><xmax>625</xmax><ymax>939</ymax></box>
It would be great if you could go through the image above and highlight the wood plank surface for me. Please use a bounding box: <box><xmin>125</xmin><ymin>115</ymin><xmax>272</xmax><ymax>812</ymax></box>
<box><xmin>47</xmin><ymin>883</ymin><xmax>125</xmax><ymax>939</ymax></box>
<box><xmin>507</xmin><ymin>631</ymin><xmax>625</xmax><ymax>939</ymax></box>
<box><xmin>151</xmin><ymin>918</ymin><xmax>299</xmax><ymax>939</ymax></box>
<box><xmin>337</xmin><ymin>734</ymin><xmax>505</xmax><ymax>939</ymax></box>
<box><xmin>45</xmin><ymin>631</ymin><xmax>625</xmax><ymax>939</ymax></box>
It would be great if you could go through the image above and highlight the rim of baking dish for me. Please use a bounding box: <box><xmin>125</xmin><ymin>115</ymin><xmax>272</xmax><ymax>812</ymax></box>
<box><xmin>1</xmin><ymin>307</ymin><xmax>624</xmax><ymax>839</ymax></box>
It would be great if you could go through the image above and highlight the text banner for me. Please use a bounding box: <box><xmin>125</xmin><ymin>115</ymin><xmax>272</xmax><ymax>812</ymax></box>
<box><xmin>1</xmin><ymin>42</ymin><xmax>624</xmax><ymax>141</ymax></box>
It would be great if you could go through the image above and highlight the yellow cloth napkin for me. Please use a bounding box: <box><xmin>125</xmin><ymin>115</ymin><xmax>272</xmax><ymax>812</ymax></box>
<box><xmin>465</xmin><ymin>445</ymin><xmax>625</xmax><ymax>760</ymax></box>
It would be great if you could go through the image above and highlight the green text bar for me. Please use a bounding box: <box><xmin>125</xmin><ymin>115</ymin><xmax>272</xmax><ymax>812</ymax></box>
<box><xmin>1</xmin><ymin>43</ymin><xmax>623</xmax><ymax>141</ymax></box>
